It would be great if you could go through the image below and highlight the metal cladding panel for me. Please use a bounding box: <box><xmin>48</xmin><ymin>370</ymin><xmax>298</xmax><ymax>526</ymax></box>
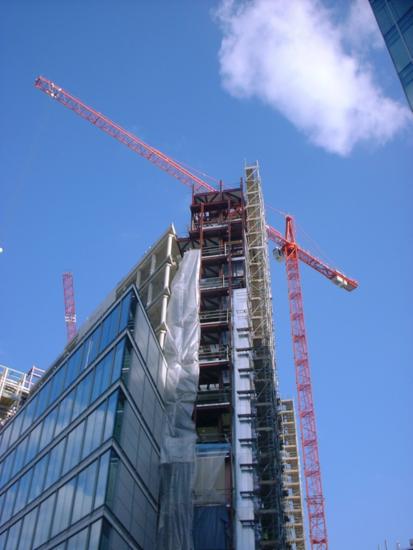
<box><xmin>232</xmin><ymin>288</ymin><xmax>255</xmax><ymax>550</ymax></box>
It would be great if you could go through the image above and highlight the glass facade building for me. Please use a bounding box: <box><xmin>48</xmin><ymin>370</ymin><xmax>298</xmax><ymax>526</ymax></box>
<box><xmin>0</xmin><ymin>285</ymin><xmax>167</xmax><ymax>549</ymax></box>
<box><xmin>369</xmin><ymin>0</ymin><xmax>413</xmax><ymax>110</ymax></box>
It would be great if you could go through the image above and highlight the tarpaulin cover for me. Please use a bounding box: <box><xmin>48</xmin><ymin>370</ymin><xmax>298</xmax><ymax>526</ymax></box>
<box><xmin>157</xmin><ymin>249</ymin><xmax>201</xmax><ymax>550</ymax></box>
<box><xmin>193</xmin><ymin>505</ymin><xmax>229</xmax><ymax>550</ymax></box>
<box><xmin>194</xmin><ymin>453</ymin><xmax>227</xmax><ymax>505</ymax></box>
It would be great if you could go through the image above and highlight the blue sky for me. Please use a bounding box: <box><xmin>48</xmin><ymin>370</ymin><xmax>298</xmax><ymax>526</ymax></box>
<box><xmin>0</xmin><ymin>1</ymin><xmax>412</xmax><ymax>548</ymax></box>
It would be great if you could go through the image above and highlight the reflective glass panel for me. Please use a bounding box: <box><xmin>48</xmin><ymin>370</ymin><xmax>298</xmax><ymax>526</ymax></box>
<box><xmin>48</xmin><ymin>364</ymin><xmax>66</xmax><ymax>406</ymax></box>
<box><xmin>72</xmin><ymin>371</ymin><xmax>93</xmax><ymax>419</ymax></box>
<box><xmin>55</xmin><ymin>388</ymin><xmax>75</xmax><ymax>436</ymax></box>
<box><xmin>51</xmin><ymin>477</ymin><xmax>76</xmax><ymax>537</ymax></box>
<box><xmin>13</xmin><ymin>467</ymin><xmax>32</xmax><ymax>514</ymax></box>
<box><xmin>32</xmin><ymin>492</ymin><xmax>56</xmax><ymax>548</ymax></box>
<box><xmin>99</xmin><ymin>304</ymin><xmax>121</xmax><ymax>353</ymax></box>
<box><xmin>91</xmin><ymin>352</ymin><xmax>113</xmax><ymax>403</ymax></box>
<box><xmin>44</xmin><ymin>439</ymin><xmax>65</xmax><ymax>489</ymax></box>
<box><xmin>65</xmin><ymin>345</ymin><xmax>83</xmax><ymax>389</ymax></box>
<box><xmin>82</xmin><ymin>403</ymin><xmax>105</xmax><ymax>460</ymax></box>
<box><xmin>104</xmin><ymin>392</ymin><xmax>118</xmax><ymax>441</ymax></box>
<box><xmin>112</xmin><ymin>339</ymin><xmax>125</xmax><ymax>383</ymax></box>
<box><xmin>119</xmin><ymin>292</ymin><xmax>133</xmax><ymax>332</ymax></box>
<box><xmin>88</xmin><ymin>519</ymin><xmax>102</xmax><ymax>550</ymax></box>
<box><xmin>66</xmin><ymin>526</ymin><xmax>89</xmax><ymax>550</ymax></box>
<box><xmin>4</xmin><ymin>518</ymin><xmax>21</xmax><ymax>550</ymax></box>
<box><xmin>94</xmin><ymin>451</ymin><xmax>110</xmax><ymax>509</ymax></box>
<box><xmin>62</xmin><ymin>420</ymin><xmax>85</xmax><ymax>475</ymax></box>
<box><xmin>28</xmin><ymin>454</ymin><xmax>48</xmax><ymax>503</ymax></box>
<box><xmin>39</xmin><ymin>406</ymin><xmax>58</xmax><ymax>451</ymax></box>
<box><xmin>25</xmin><ymin>422</ymin><xmax>43</xmax><ymax>465</ymax></box>
<box><xmin>18</xmin><ymin>507</ymin><xmax>37</xmax><ymax>550</ymax></box>
<box><xmin>11</xmin><ymin>435</ymin><xmax>28</xmax><ymax>478</ymax></box>
<box><xmin>35</xmin><ymin>379</ymin><xmax>52</xmax><ymax>419</ymax></box>
<box><xmin>1</xmin><ymin>481</ymin><xmax>17</xmax><ymax>524</ymax></box>
<box><xmin>71</xmin><ymin>459</ymin><xmax>98</xmax><ymax>524</ymax></box>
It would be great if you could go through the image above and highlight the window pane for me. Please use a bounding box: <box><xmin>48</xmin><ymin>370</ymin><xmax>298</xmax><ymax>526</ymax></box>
<box><xmin>112</xmin><ymin>339</ymin><xmax>125</xmax><ymax>383</ymax></box>
<box><xmin>39</xmin><ymin>407</ymin><xmax>58</xmax><ymax>451</ymax></box>
<box><xmin>1</xmin><ymin>449</ymin><xmax>15</xmax><ymax>487</ymax></box>
<box><xmin>21</xmin><ymin>398</ymin><xmax>37</xmax><ymax>434</ymax></box>
<box><xmin>99</xmin><ymin>305</ymin><xmax>121</xmax><ymax>354</ymax></box>
<box><xmin>62</xmin><ymin>420</ymin><xmax>85</xmax><ymax>475</ymax></box>
<box><xmin>94</xmin><ymin>451</ymin><xmax>110</xmax><ymax>509</ymax></box>
<box><xmin>44</xmin><ymin>439</ymin><xmax>65</xmax><ymax>489</ymax></box>
<box><xmin>51</xmin><ymin>477</ymin><xmax>76</xmax><ymax>537</ymax></box>
<box><xmin>82</xmin><ymin>327</ymin><xmax>102</xmax><ymax>369</ymax></box>
<box><xmin>32</xmin><ymin>493</ymin><xmax>56</xmax><ymax>548</ymax></box>
<box><xmin>25</xmin><ymin>422</ymin><xmax>43</xmax><ymax>465</ymax></box>
<box><xmin>65</xmin><ymin>345</ymin><xmax>83</xmax><ymax>389</ymax></box>
<box><xmin>55</xmin><ymin>389</ymin><xmax>75</xmax><ymax>436</ymax></box>
<box><xmin>0</xmin><ymin>425</ymin><xmax>11</xmax><ymax>455</ymax></box>
<box><xmin>66</xmin><ymin>526</ymin><xmax>89</xmax><ymax>550</ymax></box>
<box><xmin>18</xmin><ymin>507</ymin><xmax>38</xmax><ymax>550</ymax></box>
<box><xmin>28</xmin><ymin>454</ymin><xmax>49</xmax><ymax>503</ymax></box>
<box><xmin>375</xmin><ymin>2</ymin><xmax>394</xmax><ymax>34</ymax></box>
<box><xmin>81</xmin><ymin>403</ymin><xmax>105</xmax><ymax>460</ymax></box>
<box><xmin>71</xmin><ymin>459</ymin><xmax>98</xmax><ymax>524</ymax></box>
<box><xmin>91</xmin><ymin>353</ymin><xmax>112</xmax><ymax>403</ymax></box>
<box><xmin>35</xmin><ymin>379</ymin><xmax>52</xmax><ymax>418</ymax></box>
<box><xmin>11</xmin><ymin>436</ymin><xmax>28</xmax><ymax>477</ymax></box>
<box><xmin>146</xmin><ymin>332</ymin><xmax>160</xmax><ymax>384</ymax></box>
<box><xmin>1</xmin><ymin>482</ymin><xmax>17</xmax><ymax>524</ymax></box>
<box><xmin>389</xmin><ymin>0</ymin><xmax>413</xmax><ymax>19</ymax></box>
<box><xmin>14</xmin><ymin>467</ymin><xmax>33</xmax><ymax>513</ymax></box>
<box><xmin>106</xmin><ymin>453</ymin><xmax>120</xmax><ymax>507</ymax></box>
<box><xmin>48</xmin><ymin>365</ymin><xmax>66</xmax><ymax>406</ymax></box>
<box><xmin>104</xmin><ymin>392</ymin><xmax>118</xmax><ymax>441</ymax></box>
<box><xmin>72</xmin><ymin>371</ymin><xmax>94</xmax><ymax>419</ymax></box>
<box><xmin>119</xmin><ymin>292</ymin><xmax>135</xmax><ymax>332</ymax></box>
<box><xmin>5</xmin><ymin>519</ymin><xmax>21</xmax><ymax>550</ymax></box>
<box><xmin>387</xmin><ymin>30</ymin><xmax>410</xmax><ymax>70</ymax></box>
<box><xmin>88</xmin><ymin>519</ymin><xmax>102</xmax><ymax>550</ymax></box>
<box><xmin>134</xmin><ymin>303</ymin><xmax>150</xmax><ymax>359</ymax></box>
<box><xmin>9</xmin><ymin>412</ymin><xmax>23</xmax><ymax>448</ymax></box>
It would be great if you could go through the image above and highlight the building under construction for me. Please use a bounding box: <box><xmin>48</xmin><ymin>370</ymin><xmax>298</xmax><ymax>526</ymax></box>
<box><xmin>0</xmin><ymin>77</ymin><xmax>359</xmax><ymax>549</ymax></box>
<box><xmin>0</xmin><ymin>164</ymin><xmax>306</xmax><ymax>550</ymax></box>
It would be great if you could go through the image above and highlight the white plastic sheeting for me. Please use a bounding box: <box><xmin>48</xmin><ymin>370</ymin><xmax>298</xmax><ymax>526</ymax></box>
<box><xmin>157</xmin><ymin>249</ymin><xmax>201</xmax><ymax>550</ymax></box>
<box><xmin>194</xmin><ymin>453</ymin><xmax>227</xmax><ymax>505</ymax></box>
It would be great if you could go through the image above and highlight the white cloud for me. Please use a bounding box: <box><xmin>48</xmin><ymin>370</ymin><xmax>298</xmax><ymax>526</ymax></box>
<box><xmin>215</xmin><ymin>0</ymin><xmax>410</xmax><ymax>155</ymax></box>
<box><xmin>344</xmin><ymin>0</ymin><xmax>384</xmax><ymax>52</ymax></box>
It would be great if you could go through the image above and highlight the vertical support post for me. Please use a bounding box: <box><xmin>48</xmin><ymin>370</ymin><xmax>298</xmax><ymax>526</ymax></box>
<box><xmin>62</xmin><ymin>272</ymin><xmax>77</xmax><ymax>342</ymax></box>
<box><xmin>284</xmin><ymin>215</ymin><xmax>328</xmax><ymax>550</ymax></box>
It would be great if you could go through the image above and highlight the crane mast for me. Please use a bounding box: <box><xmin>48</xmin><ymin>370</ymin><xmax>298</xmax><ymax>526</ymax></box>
<box><xmin>36</xmin><ymin>76</ymin><xmax>358</xmax><ymax>550</ymax></box>
<box><xmin>62</xmin><ymin>272</ymin><xmax>77</xmax><ymax>342</ymax></box>
<box><xmin>285</xmin><ymin>216</ymin><xmax>328</xmax><ymax>549</ymax></box>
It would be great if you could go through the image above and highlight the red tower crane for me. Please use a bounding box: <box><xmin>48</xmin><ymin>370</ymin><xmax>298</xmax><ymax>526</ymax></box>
<box><xmin>35</xmin><ymin>76</ymin><xmax>358</xmax><ymax>549</ymax></box>
<box><xmin>62</xmin><ymin>271</ymin><xmax>77</xmax><ymax>342</ymax></box>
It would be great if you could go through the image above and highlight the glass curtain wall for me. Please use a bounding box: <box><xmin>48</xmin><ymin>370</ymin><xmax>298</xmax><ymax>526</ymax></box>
<box><xmin>0</xmin><ymin>285</ymin><xmax>168</xmax><ymax>550</ymax></box>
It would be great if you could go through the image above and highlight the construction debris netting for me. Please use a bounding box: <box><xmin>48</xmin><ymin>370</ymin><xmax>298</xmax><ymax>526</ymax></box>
<box><xmin>157</xmin><ymin>249</ymin><xmax>201</xmax><ymax>550</ymax></box>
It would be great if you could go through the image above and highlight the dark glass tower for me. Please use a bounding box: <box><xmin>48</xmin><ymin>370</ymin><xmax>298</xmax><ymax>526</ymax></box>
<box><xmin>369</xmin><ymin>0</ymin><xmax>413</xmax><ymax>110</ymax></box>
<box><xmin>0</xmin><ymin>287</ymin><xmax>167</xmax><ymax>549</ymax></box>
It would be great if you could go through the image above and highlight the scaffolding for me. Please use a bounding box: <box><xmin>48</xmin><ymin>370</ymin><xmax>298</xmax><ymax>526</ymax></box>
<box><xmin>279</xmin><ymin>399</ymin><xmax>306</xmax><ymax>550</ymax></box>
<box><xmin>0</xmin><ymin>365</ymin><xmax>44</xmax><ymax>425</ymax></box>
<box><xmin>244</xmin><ymin>163</ymin><xmax>287</xmax><ymax>548</ymax></box>
<box><xmin>178</xmin><ymin>179</ymin><xmax>287</xmax><ymax>549</ymax></box>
